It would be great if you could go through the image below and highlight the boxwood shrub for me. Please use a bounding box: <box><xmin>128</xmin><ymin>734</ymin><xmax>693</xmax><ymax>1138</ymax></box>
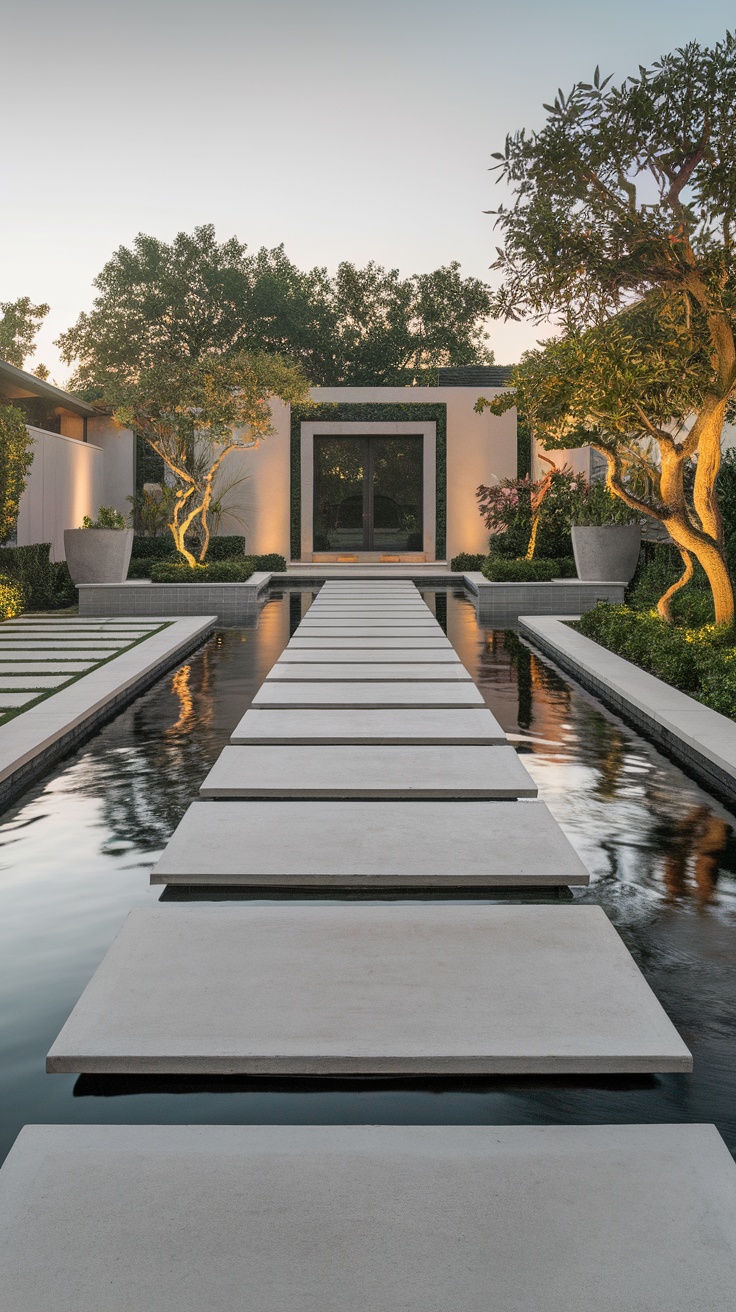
<box><xmin>150</xmin><ymin>560</ymin><xmax>256</xmax><ymax>583</ymax></box>
<box><xmin>450</xmin><ymin>553</ymin><xmax>487</xmax><ymax>573</ymax></box>
<box><xmin>0</xmin><ymin>543</ymin><xmax>76</xmax><ymax>610</ymax></box>
<box><xmin>0</xmin><ymin>572</ymin><xmax>27</xmax><ymax>620</ymax></box>
<box><xmin>481</xmin><ymin>556</ymin><xmax>575</xmax><ymax>582</ymax></box>
<box><xmin>575</xmin><ymin>603</ymin><xmax>736</xmax><ymax>718</ymax></box>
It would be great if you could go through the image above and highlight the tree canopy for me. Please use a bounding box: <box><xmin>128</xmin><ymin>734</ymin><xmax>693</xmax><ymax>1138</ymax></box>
<box><xmin>0</xmin><ymin>405</ymin><xmax>34</xmax><ymax>544</ymax></box>
<box><xmin>0</xmin><ymin>297</ymin><xmax>49</xmax><ymax>370</ymax></box>
<box><xmin>483</xmin><ymin>34</ymin><xmax>736</xmax><ymax>625</ymax></box>
<box><xmin>56</xmin><ymin>225</ymin><xmax>494</xmax><ymax>394</ymax></box>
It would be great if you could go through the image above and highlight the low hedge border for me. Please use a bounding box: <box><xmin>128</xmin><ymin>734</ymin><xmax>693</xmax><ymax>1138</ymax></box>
<box><xmin>575</xmin><ymin>603</ymin><xmax>736</xmax><ymax>720</ymax></box>
<box><xmin>481</xmin><ymin>556</ymin><xmax>576</xmax><ymax>583</ymax></box>
<box><xmin>130</xmin><ymin>551</ymin><xmax>287</xmax><ymax>580</ymax></box>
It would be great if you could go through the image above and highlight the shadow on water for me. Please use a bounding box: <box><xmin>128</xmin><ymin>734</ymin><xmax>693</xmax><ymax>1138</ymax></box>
<box><xmin>1</xmin><ymin>587</ymin><xmax>736</xmax><ymax>1161</ymax></box>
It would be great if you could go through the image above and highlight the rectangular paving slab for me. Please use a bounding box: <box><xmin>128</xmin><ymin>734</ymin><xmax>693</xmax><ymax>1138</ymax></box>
<box><xmin>2</xmin><ymin>1123</ymin><xmax>734</xmax><ymax>1312</ymax></box>
<box><xmin>277</xmin><ymin>648</ymin><xmax>462</xmax><ymax>663</ymax></box>
<box><xmin>252</xmin><ymin>681</ymin><xmax>484</xmax><ymax>707</ymax></box>
<box><xmin>0</xmin><ymin>648</ymin><xmax>124</xmax><ymax>660</ymax></box>
<box><xmin>46</xmin><ymin>903</ymin><xmax>691</xmax><ymax>1073</ymax></box>
<box><xmin>199</xmin><ymin>744</ymin><xmax>534</xmax><ymax>799</ymax></box>
<box><xmin>0</xmin><ymin>674</ymin><xmax>70</xmax><ymax>689</ymax></box>
<box><xmin>230</xmin><ymin>707</ymin><xmax>506</xmax><ymax>744</ymax></box>
<box><xmin>288</xmin><ymin>636</ymin><xmax>453</xmax><ymax>649</ymax></box>
<box><xmin>0</xmin><ymin>660</ymin><xmax>94</xmax><ymax>674</ymax></box>
<box><xmin>294</xmin><ymin>627</ymin><xmax>443</xmax><ymax>639</ymax></box>
<box><xmin>0</xmin><ymin>692</ymin><xmax>39</xmax><ymax>708</ymax></box>
<box><xmin>298</xmin><ymin>617</ymin><xmax>441</xmax><ymax>628</ymax></box>
<box><xmin>152</xmin><ymin>798</ymin><xmax>588</xmax><ymax>887</ymax></box>
<box><xmin>267</xmin><ymin>662</ymin><xmax>472</xmax><ymax>681</ymax></box>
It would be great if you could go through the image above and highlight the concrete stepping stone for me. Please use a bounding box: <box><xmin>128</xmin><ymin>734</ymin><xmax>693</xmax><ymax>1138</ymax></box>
<box><xmin>0</xmin><ymin>660</ymin><xmax>94</xmax><ymax>674</ymax></box>
<box><xmin>295</xmin><ymin>627</ymin><xmax>443</xmax><ymax>639</ymax></box>
<box><xmin>278</xmin><ymin>648</ymin><xmax>461</xmax><ymax>663</ymax></box>
<box><xmin>288</xmin><ymin>636</ymin><xmax>453</xmax><ymax>649</ymax></box>
<box><xmin>151</xmin><ymin>798</ymin><xmax>589</xmax><ymax>887</ymax></box>
<box><xmin>0</xmin><ymin>674</ymin><xmax>69</xmax><ymax>689</ymax></box>
<box><xmin>253</xmin><ymin>682</ymin><xmax>484</xmax><ymax>707</ymax></box>
<box><xmin>199</xmin><ymin>744</ymin><xmax>534</xmax><ymax>799</ymax></box>
<box><xmin>2</xmin><ymin>1123</ymin><xmax>734</xmax><ymax>1312</ymax></box>
<box><xmin>299</xmin><ymin>616</ymin><xmax>440</xmax><ymax>627</ymax></box>
<box><xmin>0</xmin><ymin>692</ymin><xmax>39</xmax><ymax>708</ymax></box>
<box><xmin>231</xmin><ymin>708</ymin><xmax>506</xmax><ymax>744</ymax></box>
<box><xmin>46</xmin><ymin>903</ymin><xmax>691</xmax><ymax>1073</ymax></box>
<box><xmin>267</xmin><ymin>662</ymin><xmax>471</xmax><ymax>681</ymax></box>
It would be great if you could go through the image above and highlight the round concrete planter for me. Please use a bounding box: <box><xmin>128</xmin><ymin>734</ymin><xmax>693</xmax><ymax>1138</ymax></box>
<box><xmin>571</xmin><ymin>525</ymin><xmax>641</xmax><ymax>582</ymax></box>
<box><xmin>63</xmin><ymin>528</ymin><xmax>134</xmax><ymax>585</ymax></box>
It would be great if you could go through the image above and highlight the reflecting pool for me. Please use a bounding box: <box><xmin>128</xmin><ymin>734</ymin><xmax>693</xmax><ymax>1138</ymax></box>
<box><xmin>1</xmin><ymin>588</ymin><xmax>735</xmax><ymax>1165</ymax></box>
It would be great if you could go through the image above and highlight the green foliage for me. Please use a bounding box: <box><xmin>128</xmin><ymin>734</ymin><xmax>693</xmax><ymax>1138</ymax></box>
<box><xmin>248</xmin><ymin>553</ymin><xmax>287</xmax><ymax>572</ymax></box>
<box><xmin>0</xmin><ymin>573</ymin><xmax>26</xmax><ymax>619</ymax></box>
<box><xmin>81</xmin><ymin>506</ymin><xmax>127</xmax><ymax>529</ymax></box>
<box><xmin>628</xmin><ymin>544</ymin><xmax>714</xmax><ymax>625</ymax></box>
<box><xmin>575</xmin><ymin>604</ymin><xmax>736</xmax><ymax>717</ymax></box>
<box><xmin>568</xmin><ymin>482</ymin><xmax>640</xmax><ymax>526</ymax></box>
<box><xmin>719</xmin><ymin>447</ymin><xmax>736</xmax><ymax>574</ymax></box>
<box><xmin>56</xmin><ymin>225</ymin><xmax>493</xmax><ymax>391</ymax></box>
<box><xmin>450</xmin><ymin>552</ymin><xmax>487</xmax><ymax>572</ymax></box>
<box><xmin>206</xmin><ymin>535</ymin><xmax>246</xmax><ymax>560</ymax></box>
<box><xmin>0</xmin><ymin>405</ymin><xmax>34</xmax><ymax>544</ymax></box>
<box><xmin>481</xmin><ymin>556</ymin><xmax>574</xmax><ymax>582</ymax></box>
<box><xmin>0</xmin><ymin>297</ymin><xmax>49</xmax><ymax>368</ymax></box>
<box><xmin>0</xmin><ymin>544</ymin><xmax>76</xmax><ymax>610</ymax></box>
<box><xmin>131</xmin><ymin>535</ymin><xmax>178</xmax><ymax>560</ymax></box>
<box><xmin>484</xmin><ymin>35</ymin><xmax>736</xmax><ymax>623</ymax></box>
<box><xmin>477</xmin><ymin>469</ymin><xmax>585</xmax><ymax>559</ymax></box>
<box><xmin>150</xmin><ymin>559</ymin><xmax>255</xmax><ymax>583</ymax></box>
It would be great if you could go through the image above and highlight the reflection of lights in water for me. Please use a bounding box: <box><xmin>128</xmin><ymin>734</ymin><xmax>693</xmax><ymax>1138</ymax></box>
<box><xmin>166</xmin><ymin>665</ymin><xmax>194</xmax><ymax>735</ymax></box>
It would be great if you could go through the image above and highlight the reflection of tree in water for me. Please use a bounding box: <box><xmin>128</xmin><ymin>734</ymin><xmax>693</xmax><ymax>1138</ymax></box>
<box><xmin>75</xmin><ymin>645</ymin><xmax>221</xmax><ymax>854</ymax></box>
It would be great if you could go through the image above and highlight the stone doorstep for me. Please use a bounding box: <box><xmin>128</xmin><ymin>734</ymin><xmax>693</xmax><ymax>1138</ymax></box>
<box><xmin>252</xmin><ymin>682</ymin><xmax>485</xmax><ymax>708</ymax></box>
<box><xmin>3</xmin><ymin>1123</ymin><xmax>735</xmax><ymax>1312</ymax></box>
<box><xmin>229</xmin><ymin>707</ymin><xmax>507</xmax><ymax>745</ymax></box>
<box><xmin>266</xmin><ymin>663</ymin><xmax>472</xmax><ymax>682</ymax></box>
<box><xmin>151</xmin><ymin>798</ymin><xmax>589</xmax><ymax>887</ymax></box>
<box><xmin>199</xmin><ymin>744</ymin><xmax>534</xmax><ymax>800</ymax></box>
<box><xmin>45</xmin><ymin>904</ymin><xmax>690</xmax><ymax>1074</ymax></box>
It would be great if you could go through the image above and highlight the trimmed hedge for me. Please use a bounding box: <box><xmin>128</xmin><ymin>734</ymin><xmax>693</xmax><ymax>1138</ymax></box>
<box><xmin>131</xmin><ymin>534</ymin><xmax>247</xmax><ymax>561</ymax></box>
<box><xmin>0</xmin><ymin>573</ymin><xmax>27</xmax><ymax>620</ymax></box>
<box><xmin>575</xmin><ymin>603</ymin><xmax>736</xmax><ymax>719</ymax></box>
<box><xmin>133</xmin><ymin>551</ymin><xmax>286</xmax><ymax>580</ymax></box>
<box><xmin>0</xmin><ymin>544</ymin><xmax>76</xmax><ymax>610</ymax></box>
<box><xmin>450</xmin><ymin>553</ymin><xmax>487</xmax><ymax>573</ymax></box>
<box><xmin>481</xmin><ymin>556</ymin><xmax>575</xmax><ymax>582</ymax></box>
<box><xmin>151</xmin><ymin>560</ymin><xmax>256</xmax><ymax>583</ymax></box>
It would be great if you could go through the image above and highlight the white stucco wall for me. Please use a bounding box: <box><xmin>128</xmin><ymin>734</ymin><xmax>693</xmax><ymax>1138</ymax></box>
<box><xmin>15</xmin><ymin>426</ymin><xmax>105</xmax><ymax>561</ymax></box>
<box><xmin>206</xmin><ymin>387</ymin><xmax>517</xmax><ymax>561</ymax></box>
<box><xmin>87</xmin><ymin>416</ymin><xmax>136</xmax><ymax>516</ymax></box>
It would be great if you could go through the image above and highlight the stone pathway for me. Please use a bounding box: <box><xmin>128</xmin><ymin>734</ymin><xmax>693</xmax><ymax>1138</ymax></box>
<box><xmin>2</xmin><ymin>582</ymin><xmax>736</xmax><ymax>1306</ymax></box>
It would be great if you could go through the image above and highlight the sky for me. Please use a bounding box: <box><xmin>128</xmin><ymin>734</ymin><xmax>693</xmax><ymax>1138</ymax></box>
<box><xmin>1</xmin><ymin>0</ymin><xmax>734</xmax><ymax>382</ymax></box>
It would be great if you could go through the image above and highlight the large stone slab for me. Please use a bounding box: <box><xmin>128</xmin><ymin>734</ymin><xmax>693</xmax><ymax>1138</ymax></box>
<box><xmin>294</xmin><ymin>627</ymin><xmax>443</xmax><ymax>639</ymax></box>
<box><xmin>0</xmin><ymin>692</ymin><xmax>38</xmax><ymax>708</ymax></box>
<box><xmin>267</xmin><ymin>662</ymin><xmax>471</xmax><ymax>681</ymax></box>
<box><xmin>152</xmin><ymin>798</ymin><xmax>588</xmax><ymax>886</ymax></box>
<box><xmin>0</xmin><ymin>647</ymin><xmax>124</xmax><ymax>659</ymax></box>
<box><xmin>252</xmin><ymin>681</ymin><xmax>484</xmax><ymax>707</ymax></box>
<box><xmin>299</xmin><ymin>618</ymin><xmax>440</xmax><ymax>628</ymax></box>
<box><xmin>278</xmin><ymin>648</ymin><xmax>461</xmax><ymax>663</ymax></box>
<box><xmin>46</xmin><ymin>904</ymin><xmax>691</xmax><ymax>1073</ymax></box>
<box><xmin>288</xmin><ymin>636</ymin><xmax>453</xmax><ymax>648</ymax></box>
<box><xmin>2</xmin><ymin>1123</ymin><xmax>734</xmax><ymax>1312</ymax></box>
<box><xmin>199</xmin><ymin>744</ymin><xmax>533</xmax><ymax>799</ymax></box>
<box><xmin>231</xmin><ymin>707</ymin><xmax>506</xmax><ymax>744</ymax></box>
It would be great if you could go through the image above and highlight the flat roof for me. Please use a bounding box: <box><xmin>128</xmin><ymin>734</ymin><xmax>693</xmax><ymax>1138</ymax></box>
<box><xmin>0</xmin><ymin>358</ymin><xmax>98</xmax><ymax>418</ymax></box>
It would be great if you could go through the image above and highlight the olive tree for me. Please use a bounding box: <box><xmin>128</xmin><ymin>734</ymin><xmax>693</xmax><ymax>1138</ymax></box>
<box><xmin>114</xmin><ymin>352</ymin><xmax>309</xmax><ymax>566</ymax></box>
<box><xmin>482</xmin><ymin>35</ymin><xmax>736</xmax><ymax>625</ymax></box>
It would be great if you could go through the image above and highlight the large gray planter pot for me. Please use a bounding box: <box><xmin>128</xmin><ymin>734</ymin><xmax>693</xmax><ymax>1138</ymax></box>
<box><xmin>571</xmin><ymin>525</ymin><xmax>641</xmax><ymax>583</ymax></box>
<box><xmin>63</xmin><ymin>528</ymin><xmax>134</xmax><ymax>584</ymax></box>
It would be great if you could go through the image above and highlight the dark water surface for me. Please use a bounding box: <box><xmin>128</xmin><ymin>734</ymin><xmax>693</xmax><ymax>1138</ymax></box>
<box><xmin>1</xmin><ymin>588</ymin><xmax>735</xmax><ymax>1165</ymax></box>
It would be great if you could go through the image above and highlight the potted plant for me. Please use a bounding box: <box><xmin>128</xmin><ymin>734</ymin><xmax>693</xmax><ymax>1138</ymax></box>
<box><xmin>569</xmin><ymin>483</ymin><xmax>642</xmax><ymax>582</ymax></box>
<box><xmin>64</xmin><ymin>507</ymin><xmax>134</xmax><ymax>584</ymax></box>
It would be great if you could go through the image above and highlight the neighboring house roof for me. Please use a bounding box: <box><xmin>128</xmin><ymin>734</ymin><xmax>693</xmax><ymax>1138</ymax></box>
<box><xmin>0</xmin><ymin>357</ymin><xmax>98</xmax><ymax>418</ymax></box>
<box><xmin>437</xmin><ymin>365</ymin><xmax>514</xmax><ymax>387</ymax></box>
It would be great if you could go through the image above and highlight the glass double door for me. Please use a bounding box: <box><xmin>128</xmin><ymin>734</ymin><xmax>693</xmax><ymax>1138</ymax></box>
<box><xmin>313</xmin><ymin>435</ymin><xmax>424</xmax><ymax>552</ymax></box>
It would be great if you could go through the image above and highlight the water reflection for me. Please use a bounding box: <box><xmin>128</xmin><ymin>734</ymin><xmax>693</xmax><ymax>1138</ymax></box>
<box><xmin>0</xmin><ymin>588</ymin><xmax>735</xmax><ymax>1163</ymax></box>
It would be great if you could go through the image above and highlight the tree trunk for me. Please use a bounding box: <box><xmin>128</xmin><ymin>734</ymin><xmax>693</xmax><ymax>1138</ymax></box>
<box><xmin>657</xmin><ymin>548</ymin><xmax>693</xmax><ymax>623</ymax></box>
